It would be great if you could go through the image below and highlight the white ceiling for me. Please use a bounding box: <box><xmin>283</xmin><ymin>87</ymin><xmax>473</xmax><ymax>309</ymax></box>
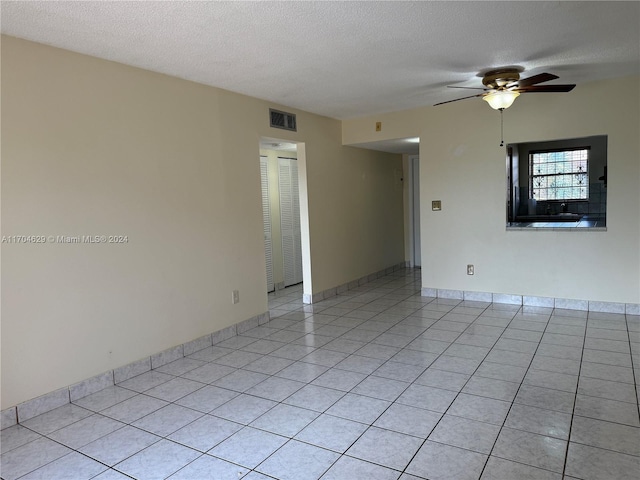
<box><xmin>353</xmin><ymin>137</ymin><xmax>420</xmax><ymax>155</ymax></box>
<box><xmin>2</xmin><ymin>1</ymin><xmax>639</xmax><ymax>150</ymax></box>
<box><xmin>259</xmin><ymin>137</ymin><xmax>298</xmax><ymax>153</ymax></box>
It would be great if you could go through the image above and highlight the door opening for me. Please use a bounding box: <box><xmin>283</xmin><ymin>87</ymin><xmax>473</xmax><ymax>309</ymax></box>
<box><xmin>278</xmin><ymin>156</ymin><xmax>303</xmax><ymax>287</ymax></box>
<box><xmin>259</xmin><ymin>138</ymin><xmax>310</xmax><ymax>297</ymax></box>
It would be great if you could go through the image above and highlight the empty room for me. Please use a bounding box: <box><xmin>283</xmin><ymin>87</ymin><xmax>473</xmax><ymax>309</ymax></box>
<box><xmin>1</xmin><ymin>2</ymin><xmax>639</xmax><ymax>480</ymax></box>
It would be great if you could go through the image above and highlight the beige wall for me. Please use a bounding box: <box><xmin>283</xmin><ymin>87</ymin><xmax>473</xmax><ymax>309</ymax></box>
<box><xmin>307</xmin><ymin>143</ymin><xmax>405</xmax><ymax>294</ymax></box>
<box><xmin>1</xmin><ymin>36</ymin><xmax>404</xmax><ymax>408</ymax></box>
<box><xmin>344</xmin><ymin>75</ymin><xmax>640</xmax><ymax>305</ymax></box>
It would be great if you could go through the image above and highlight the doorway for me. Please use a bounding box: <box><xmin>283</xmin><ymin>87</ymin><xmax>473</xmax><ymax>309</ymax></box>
<box><xmin>278</xmin><ymin>156</ymin><xmax>303</xmax><ymax>287</ymax></box>
<box><xmin>259</xmin><ymin>138</ymin><xmax>309</xmax><ymax>295</ymax></box>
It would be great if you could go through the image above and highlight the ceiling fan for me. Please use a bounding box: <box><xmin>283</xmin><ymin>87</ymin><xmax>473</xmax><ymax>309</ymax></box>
<box><xmin>435</xmin><ymin>68</ymin><xmax>576</xmax><ymax>110</ymax></box>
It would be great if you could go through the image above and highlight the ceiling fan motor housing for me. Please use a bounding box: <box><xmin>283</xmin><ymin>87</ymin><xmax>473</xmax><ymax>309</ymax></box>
<box><xmin>482</xmin><ymin>69</ymin><xmax>521</xmax><ymax>89</ymax></box>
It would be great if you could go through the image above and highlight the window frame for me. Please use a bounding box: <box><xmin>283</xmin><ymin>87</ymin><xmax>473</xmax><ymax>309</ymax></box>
<box><xmin>529</xmin><ymin>146</ymin><xmax>590</xmax><ymax>202</ymax></box>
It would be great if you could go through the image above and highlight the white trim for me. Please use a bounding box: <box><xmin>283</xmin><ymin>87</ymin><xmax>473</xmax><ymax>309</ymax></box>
<box><xmin>3</xmin><ymin>310</ymin><xmax>270</xmax><ymax>425</ymax></box>
<box><xmin>407</xmin><ymin>154</ymin><xmax>420</xmax><ymax>267</ymax></box>
<box><xmin>421</xmin><ymin>287</ymin><xmax>639</xmax><ymax>313</ymax></box>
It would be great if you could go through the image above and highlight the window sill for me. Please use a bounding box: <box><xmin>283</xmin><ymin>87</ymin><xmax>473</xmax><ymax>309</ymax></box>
<box><xmin>507</xmin><ymin>223</ymin><xmax>606</xmax><ymax>231</ymax></box>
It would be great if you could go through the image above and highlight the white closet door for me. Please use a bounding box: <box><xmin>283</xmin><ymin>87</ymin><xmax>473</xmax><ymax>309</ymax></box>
<box><xmin>260</xmin><ymin>157</ymin><xmax>274</xmax><ymax>292</ymax></box>
<box><xmin>279</xmin><ymin>157</ymin><xmax>303</xmax><ymax>286</ymax></box>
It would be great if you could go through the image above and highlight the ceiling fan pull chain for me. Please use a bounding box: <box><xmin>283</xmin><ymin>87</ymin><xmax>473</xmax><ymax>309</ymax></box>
<box><xmin>499</xmin><ymin>108</ymin><xmax>504</xmax><ymax>147</ymax></box>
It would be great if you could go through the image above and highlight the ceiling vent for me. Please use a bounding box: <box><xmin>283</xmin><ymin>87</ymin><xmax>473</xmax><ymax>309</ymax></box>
<box><xmin>269</xmin><ymin>108</ymin><xmax>297</xmax><ymax>132</ymax></box>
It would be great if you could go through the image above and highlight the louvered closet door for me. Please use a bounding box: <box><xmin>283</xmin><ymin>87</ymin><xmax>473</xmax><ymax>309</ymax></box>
<box><xmin>279</xmin><ymin>157</ymin><xmax>303</xmax><ymax>286</ymax></box>
<box><xmin>260</xmin><ymin>157</ymin><xmax>274</xmax><ymax>292</ymax></box>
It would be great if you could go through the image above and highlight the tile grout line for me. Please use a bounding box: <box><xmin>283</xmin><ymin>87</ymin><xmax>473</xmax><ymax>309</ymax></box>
<box><xmin>623</xmin><ymin>313</ymin><xmax>640</xmax><ymax>423</ymax></box>
<box><xmin>203</xmin><ymin>271</ymin><xmax>414</xmax><ymax>477</ymax></box>
<box><xmin>559</xmin><ymin>311</ymin><xmax>588</xmax><ymax>478</ymax></box>
<box><xmin>396</xmin><ymin>300</ymin><xmax>502</xmax><ymax>478</ymax></box>
<box><xmin>441</xmin><ymin>303</ymin><xmax>547</xmax><ymax>479</ymax></box>
<box><xmin>483</xmin><ymin>306</ymin><xmax>571</xmax><ymax>477</ymax></box>
<box><xmin>266</xmin><ymin>281</ymin><xmax>555</xmax><ymax>478</ymax></box>
<box><xmin>325</xmin><ymin>271</ymin><xmax>459</xmax><ymax>478</ymax></box>
<box><xmin>6</xmin><ymin>270</ymin><xmax>637</xmax><ymax>480</ymax></box>
<box><xmin>245</xmin><ymin>272</ymin><xmax>426</xmax><ymax>478</ymax></box>
<box><xmin>322</xmin><ymin>290</ymin><xmax>470</xmax><ymax>476</ymax></box>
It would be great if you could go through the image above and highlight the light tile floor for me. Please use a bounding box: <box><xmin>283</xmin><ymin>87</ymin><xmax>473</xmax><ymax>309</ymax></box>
<box><xmin>2</xmin><ymin>269</ymin><xmax>639</xmax><ymax>479</ymax></box>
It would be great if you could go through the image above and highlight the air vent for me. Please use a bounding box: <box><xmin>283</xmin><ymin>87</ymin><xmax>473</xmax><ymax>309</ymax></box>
<box><xmin>269</xmin><ymin>108</ymin><xmax>297</xmax><ymax>132</ymax></box>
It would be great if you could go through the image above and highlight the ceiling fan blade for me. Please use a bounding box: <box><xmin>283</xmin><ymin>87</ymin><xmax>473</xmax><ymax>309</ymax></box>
<box><xmin>516</xmin><ymin>84</ymin><xmax>576</xmax><ymax>93</ymax></box>
<box><xmin>434</xmin><ymin>93</ymin><xmax>484</xmax><ymax>106</ymax></box>
<box><xmin>447</xmin><ymin>86</ymin><xmax>487</xmax><ymax>90</ymax></box>
<box><xmin>516</xmin><ymin>73</ymin><xmax>559</xmax><ymax>87</ymax></box>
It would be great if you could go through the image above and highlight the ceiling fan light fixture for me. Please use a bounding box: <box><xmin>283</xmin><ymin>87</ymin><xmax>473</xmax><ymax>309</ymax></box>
<box><xmin>483</xmin><ymin>90</ymin><xmax>520</xmax><ymax>110</ymax></box>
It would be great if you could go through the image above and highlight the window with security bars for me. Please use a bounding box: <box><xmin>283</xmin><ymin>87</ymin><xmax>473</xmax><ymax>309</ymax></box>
<box><xmin>530</xmin><ymin>148</ymin><xmax>589</xmax><ymax>200</ymax></box>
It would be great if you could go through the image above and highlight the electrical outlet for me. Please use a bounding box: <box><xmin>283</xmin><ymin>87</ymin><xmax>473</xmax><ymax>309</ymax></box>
<box><xmin>432</xmin><ymin>200</ymin><xmax>442</xmax><ymax>211</ymax></box>
<box><xmin>375</xmin><ymin>121</ymin><xmax>382</xmax><ymax>132</ymax></box>
<box><xmin>467</xmin><ymin>264</ymin><xmax>475</xmax><ymax>275</ymax></box>
<box><xmin>232</xmin><ymin>290</ymin><xmax>240</xmax><ymax>304</ymax></box>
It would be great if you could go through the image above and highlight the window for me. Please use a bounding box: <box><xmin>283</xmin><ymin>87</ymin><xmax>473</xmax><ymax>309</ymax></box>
<box><xmin>507</xmin><ymin>135</ymin><xmax>606</xmax><ymax>229</ymax></box>
<box><xmin>530</xmin><ymin>148</ymin><xmax>589</xmax><ymax>201</ymax></box>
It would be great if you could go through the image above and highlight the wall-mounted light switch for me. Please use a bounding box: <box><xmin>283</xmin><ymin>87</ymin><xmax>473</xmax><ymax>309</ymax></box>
<box><xmin>375</xmin><ymin>122</ymin><xmax>382</xmax><ymax>132</ymax></box>
<box><xmin>232</xmin><ymin>290</ymin><xmax>240</xmax><ymax>304</ymax></box>
<box><xmin>467</xmin><ymin>265</ymin><xmax>475</xmax><ymax>275</ymax></box>
<box><xmin>432</xmin><ymin>200</ymin><xmax>442</xmax><ymax>211</ymax></box>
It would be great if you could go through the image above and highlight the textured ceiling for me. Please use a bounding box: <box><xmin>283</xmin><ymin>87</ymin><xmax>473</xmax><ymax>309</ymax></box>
<box><xmin>1</xmin><ymin>1</ymin><xmax>639</xmax><ymax>121</ymax></box>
